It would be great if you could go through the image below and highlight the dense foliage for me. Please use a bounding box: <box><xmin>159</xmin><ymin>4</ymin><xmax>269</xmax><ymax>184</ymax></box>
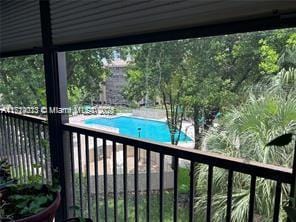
<box><xmin>0</xmin><ymin>55</ymin><xmax>45</xmax><ymax>106</ymax></box>
<box><xmin>124</xmin><ymin>28</ymin><xmax>296</xmax><ymax>221</ymax></box>
<box><xmin>124</xmin><ymin>29</ymin><xmax>296</xmax><ymax>149</ymax></box>
<box><xmin>194</xmin><ymin>32</ymin><xmax>296</xmax><ymax>220</ymax></box>
<box><xmin>1</xmin><ymin>184</ymin><xmax>57</xmax><ymax>220</ymax></box>
<box><xmin>197</xmin><ymin>85</ymin><xmax>296</xmax><ymax>221</ymax></box>
<box><xmin>0</xmin><ymin>160</ymin><xmax>13</xmax><ymax>186</ymax></box>
<box><xmin>0</xmin><ymin>49</ymin><xmax>113</xmax><ymax>107</ymax></box>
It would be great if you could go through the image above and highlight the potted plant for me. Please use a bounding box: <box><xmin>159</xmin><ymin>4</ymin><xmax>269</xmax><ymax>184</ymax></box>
<box><xmin>267</xmin><ymin>133</ymin><xmax>296</xmax><ymax>221</ymax></box>
<box><xmin>0</xmin><ymin>166</ymin><xmax>61</xmax><ymax>222</ymax></box>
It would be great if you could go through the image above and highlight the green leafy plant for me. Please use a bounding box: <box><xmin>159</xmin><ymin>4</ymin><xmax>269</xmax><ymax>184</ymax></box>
<box><xmin>266</xmin><ymin>133</ymin><xmax>296</xmax><ymax>221</ymax></box>
<box><xmin>1</xmin><ymin>184</ymin><xmax>56</xmax><ymax>219</ymax></box>
<box><xmin>28</xmin><ymin>163</ymin><xmax>43</xmax><ymax>185</ymax></box>
<box><xmin>178</xmin><ymin>167</ymin><xmax>190</xmax><ymax>194</ymax></box>
<box><xmin>0</xmin><ymin>160</ymin><xmax>11</xmax><ymax>184</ymax></box>
<box><xmin>0</xmin><ymin>160</ymin><xmax>16</xmax><ymax>189</ymax></box>
<box><xmin>0</xmin><ymin>166</ymin><xmax>60</xmax><ymax>220</ymax></box>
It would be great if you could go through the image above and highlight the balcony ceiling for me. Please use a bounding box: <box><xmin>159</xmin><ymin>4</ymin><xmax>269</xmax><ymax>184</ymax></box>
<box><xmin>0</xmin><ymin>0</ymin><xmax>296</xmax><ymax>55</ymax></box>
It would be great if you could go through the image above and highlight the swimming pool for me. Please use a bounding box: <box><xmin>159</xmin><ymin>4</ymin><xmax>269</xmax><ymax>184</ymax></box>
<box><xmin>84</xmin><ymin>116</ymin><xmax>192</xmax><ymax>143</ymax></box>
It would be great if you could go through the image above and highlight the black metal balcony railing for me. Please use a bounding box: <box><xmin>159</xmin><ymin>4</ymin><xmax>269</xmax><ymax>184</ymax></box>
<box><xmin>0</xmin><ymin>112</ymin><xmax>51</xmax><ymax>184</ymax></box>
<box><xmin>0</xmin><ymin>111</ymin><xmax>293</xmax><ymax>222</ymax></box>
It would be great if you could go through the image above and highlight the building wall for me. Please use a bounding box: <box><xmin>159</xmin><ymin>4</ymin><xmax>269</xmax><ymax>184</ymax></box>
<box><xmin>102</xmin><ymin>66</ymin><xmax>129</xmax><ymax>106</ymax></box>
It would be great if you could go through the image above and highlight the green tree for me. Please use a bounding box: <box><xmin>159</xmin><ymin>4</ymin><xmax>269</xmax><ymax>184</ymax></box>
<box><xmin>123</xmin><ymin>67</ymin><xmax>149</xmax><ymax>103</ymax></box>
<box><xmin>66</xmin><ymin>49</ymin><xmax>112</xmax><ymax>106</ymax></box>
<box><xmin>197</xmin><ymin>86</ymin><xmax>296</xmax><ymax>221</ymax></box>
<box><xmin>0</xmin><ymin>49</ymin><xmax>114</xmax><ymax>107</ymax></box>
<box><xmin>124</xmin><ymin>41</ymin><xmax>189</xmax><ymax>145</ymax></box>
<box><xmin>277</xmin><ymin>33</ymin><xmax>296</xmax><ymax>88</ymax></box>
<box><xmin>183</xmin><ymin>30</ymin><xmax>296</xmax><ymax>150</ymax></box>
<box><xmin>213</xmin><ymin>29</ymin><xmax>295</xmax><ymax>94</ymax></box>
<box><xmin>183</xmin><ymin>74</ymin><xmax>234</xmax><ymax>148</ymax></box>
<box><xmin>182</xmin><ymin>38</ymin><xmax>236</xmax><ymax>149</ymax></box>
<box><xmin>0</xmin><ymin>55</ymin><xmax>46</xmax><ymax>107</ymax></box>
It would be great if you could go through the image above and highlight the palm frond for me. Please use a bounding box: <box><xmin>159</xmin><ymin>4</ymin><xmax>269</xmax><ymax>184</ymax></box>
<box><xmin>197</xmin><ymin>85</ymin><xmax>296</xmax><ymax>221</ymax></box>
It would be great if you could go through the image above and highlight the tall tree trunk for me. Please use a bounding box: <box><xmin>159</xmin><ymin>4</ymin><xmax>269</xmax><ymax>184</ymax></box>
<box><xmin>193</xmin><ymin>107</ymin><xmax>202</xmax><ymax>150</ymax></box>
<box><xmin>192</xmin><ymin>106</ymin><xmax>202</xmax><ymax>217</ymax></box>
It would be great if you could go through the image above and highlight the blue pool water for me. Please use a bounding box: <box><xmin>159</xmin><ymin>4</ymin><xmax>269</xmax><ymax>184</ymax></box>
<box><xmin>84</xmin><ymin>116</ymin><xmax>192</xmax><ymax>143</ymax></box>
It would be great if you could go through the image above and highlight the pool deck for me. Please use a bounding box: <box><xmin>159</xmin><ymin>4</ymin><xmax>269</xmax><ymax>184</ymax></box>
<box><xmin>69</xmin><ymin>113</ymin><xmax>194</xmax><ymax>186</ymax></box>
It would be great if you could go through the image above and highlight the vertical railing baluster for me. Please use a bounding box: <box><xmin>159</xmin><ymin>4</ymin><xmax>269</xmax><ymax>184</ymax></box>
<box><xmin>4</xmin><ymin>115</ymin><xmax>11</xmax><ymax>167</ymax></box>
<box><xmin>11</xmin><ymin>117</ymin><xmax>17</xmax><ymax>177</ymax></box>
<box><xmin>9</xmin><ymin>116</ymin><xmax>17</xmax><ymax>178</ymax></box>
<box><xmin>0</xmin><ymin>114</ymin><xmax>4</xmax><ymax>159</ymax></box>
<box><xmin>173</xmin><ymin>157</ymin><xmax>179</xmax><ymax>222</ymax></box>
<box><xmin>14</xmin><ymin>117</ymin><xmax>21</xmax><ymax>180</ymax></box>
<box><xmin>32</xmin><ymin>122</ymin><xmax>39</xmax><ymax>175</ymax></box>
<box><xmin>123</xmin><ymin>144</ymin><xmax>128</xmax><ymax>221</ymax></box>
<box><xmin>159</xmin><ymin>153</ymin><xmax>164</xmax><ymax>222</ymax></box>
<box><xmin>69</xmin><ymin>132</ymin><xmax>76</xmax><ymax>217</ymax></box>
<box><xmin>18</xmin><ymin>119</ymin><xmax>27</xmax><ymax>183</ymax></box>
<box><xmin>8</xmin><ymin>117</ymin><xmax>14</xmax><ymax>176</ymax></box>
<box><xmin>85</xmin><ymin>136</ymin><xmax>91</xmax><ymax>218</ymax></box>
<box><xmin>103</xmin><ymin>139</ymin><xmax>108</xmax><ymax>221</ymax></box>
<box><xmin>7</xmin><ymin>116</ymin><xmax>12</xmax><ymax>176</ymax></box>
<box><xmin>0</xmin><ymin>114</ymin><xmax>5</xmax><ymax>159</ymax></box>
<box><xmin>18</xmin><ymin>119</ymin><xmax>26</xmax><ymax>183</ymax></box>
<box><xmin>42</xmin><ymin>124</ymin><xmax>49</xmax><ymax>182</ymax></box>
<box><xmin>17</xmin><ymin>118</ymin><xmax>25</xmax><ymax>183</ymax></box>
<box><xmin>206</xmin><ymin>165</ymin><xmax>213</xmax><ymax>222</ymax></box>
<box><xmin>2</xmin><ymin>114</ymin><xmax>5</xmax><ymax>158</ymax></box>
<box><xmin>47</xmin><ymin>125</ymin><xmax>52</xmax><ymax>183</ymax></box>
<box><xmin>146</xmin><ymin>150</ymin><xmax>151</xmax><ymax>222</ymax></box>
<box><xmin>37</xmin><ymin>123</ymin><xmax>44</xmax><ymax>183</ymax></box>
<box><xmin>5</xmin><ymin>116</ymin><xmax>10</xmax><ymax>165</ymax></box>
<box><xmin>12</xmin><ymin>117</ymin><xmax>20</xmax><ymax>180</ymax></box>
<box><xmin>189</xmin><ymin>162</ymin><xmax>195</xmax><ymax>222</ymax></box>
<box><xmin>113</xmin><ymin>141</ymin><xmax>118</xmax><ymax>222</ymax></box>
<box><xmin>16</xmin><ymin>118</ymin><xmax>22</xmax><ymax>180</ymax></box>
<box><xmin>0</xmin><ymin>114</ymin><xmax>4</xmax><ymax>158</ymax></box>
<box><xmin>0</xmin><ymin>114</ymin><xmax>3</xmax><ymax>158</ymax></box>
<box><xmin>31</xmin><ymin>122</ymin><xmax>35</xmax><ymax>174</ymax></box>
<box><xmin>23</xmin><ymin>120</ymin><xmax>30</xmax><ymax>180</ymax></box>
<box><xmin>248</xmin><ymin>175</ymin><xmax>256</xmax><ymax>222</ymax></box>
<box><xmin>1</xmin><ymin>114</ymin><xmax>6</xmax><ymax>159</ymax></box>
<box><xmin>4</xmin><ymin>115</ymin><xmax>9</xmax><ymax>163</ymax></box>
<box><xmin>273</xmin><ymin>181</ymin><xmax>282</xmax><ymax>222</ymax></box>
<box><xmin>134</xmin><ymin>146</ymin><xmax>139</xmax><ymax>222</ymax></box>
<box><xmin>226</xmin><ymin>170</ymin><xmax>233</xmax><ymax>222</ymax></box>
<box><xmin>1</xmin><ymin>114</ymin><xmax>8</xmax><ymax>160</ymax></box>
<box><xmin>27</xmin><ymin>121</ymin><xmax>34</xmax><ymax>176</ymax></box>
<box><xmin>16</xmin><ymin>118</ymin><xmax>21</xmax><ymax>179</ymax></box>
<box><xmin>77</xmin><ymin>133</ymin><xmax>83</xmax><ymax>217</ymax></box>
<box><xmin>94</xmin><ymin>138</ymin><xmax>99</xmax><ymax>222</ymax></box>
<box><xmin>28</xmin><ymin>121</ymin><xmax>33</xmax><ymax>176</ymax></box>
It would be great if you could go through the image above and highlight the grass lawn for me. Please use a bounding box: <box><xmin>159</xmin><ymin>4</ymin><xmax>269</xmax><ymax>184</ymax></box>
<box><xmin>84</xmin><ymin>192</ymin><xmax>189</xmax><ymax>222</ymax></box>
<box><xmin>73</xmin><ymin>168</ymin><xmax>191</xmax><ymax>221</ymax></box>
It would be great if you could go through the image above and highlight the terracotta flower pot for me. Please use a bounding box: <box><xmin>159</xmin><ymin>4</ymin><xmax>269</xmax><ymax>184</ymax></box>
<box><xmin>16</xmin><ymin>192</ymin><xmax>61</xmax><ymax>222</ymax></box>
<box><xmin>0</xmin><ymin>190</ymin><xmax>60</xmax><ymax>222</ymax></box>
